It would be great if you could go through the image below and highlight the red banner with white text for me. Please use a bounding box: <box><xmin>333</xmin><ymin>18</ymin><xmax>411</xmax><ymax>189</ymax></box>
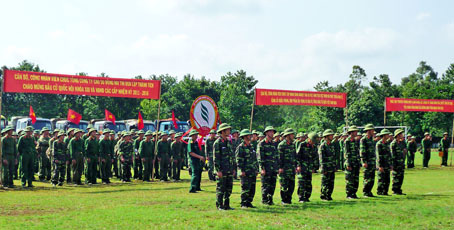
<box><xmin>255</xmin><ymin>88</ymin><xmax>347</xmax><ymax>108</ymax></box>
<box><xmin>385</xmin><ymin>97</ymin><xmax>454</xmax><ymax>113</ymax></box>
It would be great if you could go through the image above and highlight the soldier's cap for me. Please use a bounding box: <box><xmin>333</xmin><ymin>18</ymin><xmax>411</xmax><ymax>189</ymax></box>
<box><xmin>239</xmin><ymin>129</ymin><xmax>252</xmax><ymax>138</ymax></box>
<box><xmin>66</xmin><ymin>128</ymin><xmax>75</xmax><ymax>135</ymax></box>
<box><xmin>308</xmin><ymin>132</ymin><xmax>318</xmax><ymax>141</ymax></box>
<box><xmin>347</xmin><ymin>125</ymin><xmax>359</xmax><ymax>133</ymax></box>
<box><xmin>175</xmin><ymin>132</ymin><xmax>183</xmax><ymax>138</ymax></box>
<box><xmin>411</xmin><ymin>136</ymin><xmax>416</xmax><ymax>139</ymax></box>
<box><xmin>88</xmin><ymin>128</ymin><xmax>97</xmax><ymax>135</ymax></box>
<box><xmin>443</xmin><ymin>132</ymin><xmax>449</xmax><ymax>136</ymax></box>
<box><xmin>217</xmin><ymin>123</ymin><xmax>232</xmax><ymax>133</ymax></box>
<box><xmin>57</xmin><ymin>131</ymin><xmax>66</xmax><ymax>138</ymax></box>
<box><xmin>110</xmin><ymin>130</ymin><xmax>116</xmax><ymax>134</ymax></box>
<box><xmin>376</xmin><ymin>132</ymin><xmax>382</xmax><ymax>137</ymax></box>
<box><xmin>394</xmin><ymin>129</ymin><xmax>404</xmax><ymax>137</ymax></box>
<box><xmin>1</xmin><ymin>126</ymin><xmax>14</xmax><ymax>134</ymax></box>
<box><xmin>334</xmin><ymin>133</ymin><xmax>340</xmax><ymax>138</ymax></box>
<box><xmin>131</xmin><ymin>129</ymin><xmax>137</xmax><ymax>134</ymax></box>
<box><xmin>24</xmin><ymin>126</ymin><xmax>34</xmax><ymax>132</ymax></box>
<box><xmin>296</xmin><ymin>132</ymin><xmax>302</xmax><ymax>138</ymax></box>
<box><xmin>231</xmin><ymin>129</ymin><xmax>239</xmax><ymax>134</ymax></box>
<box><xmin>168</xmin><ymin>130</ymin><xmax>176</xmax><ymax>135</ymax></box>
<box><xmin>160</xmin><ymin>131</ymin><xmax>169</xmax><ymax>136</ymax></box>
<box><xmin>342</xmin><ymin>132</ymin><xmax>348</xmax><ymax>136</ymax></box>
<box><xmin>407</xmin><ymin>133</ymin><xmax>412</xmax><ymax>137</ymax></box>
<box><xmin>123</xmin><ymin>131</ymin><xmax>132</xmax><ymax>137</ymax></box>
<box><xmin>145</xmin><ymin>131</ymin><xmax>153</xmax><ymax>136</ymax></box>
<box><xmin>273</xmin><ymin>132</ymin><xmax>281</xmax><ymax>138</ymax></box>
<box><xmin>282</xmin><ymin>128</ymin><xmax>295</xmax><ymax>137</ymax></box>
<box><xmin>252</xmin><ymin>130</ymin><xmax>257</xmax><ymax>134</ymax></box>
<box><xmin>263</xmin><ymin>126</ymin><xmax>276</xmax><ymax>134</ymax></box>
<box><xmin>40</xmin><ymin>127</ymin><xmax>50</xmax><ymax>134</ymax></box>
<box><xmin>74</xmin><ymin>129</ymin><xmax>84</xmax><ymax>134</ymax></box>
<box><xmin>189</xmin><ymin>129</ymin><xmax>199</xmax><ymax>137</ymax></box>
<box><xmin>102</xmin><ymin>129</ymin><xmax>111</xmax><ymax>134</ymax></box>
<box><xmin>209</xmin><ymin>129</ymin><xmax>216</xmax><ymax>134</ymax></box>
<box><xmin>303</xmin><ymin>133</ymin><xmax>307</xmax><ymax>137</ymax></box>
<box><xmin>137</xmin><ymin>130</ymin><xmax>145</xmax><ymax>135</ymax></box>
<box><xmin>424</xmin><ymin>132</ymin><xmax>430</xmax><ymax>136</ymax></box>
<box><xmin>380</xmin><ymin>129</ymin><xmax>392</xmax><ymax>135</ymax></box>
<box><xmin>12</xmin><ymin>131</ymin><xmax>18</xmax><ymax>136</ymax></box>
<box><xmin>363</xmin><ymin>124</ymin><xmax>375</xmax><ymax>131</ymax></box>
<box><xmin>323</xmin><ymin>129</ymin><xmax>335</xmax><ymax>137</ymax></box>
<box><xmin>34</xmin><ymin>130</ymin><xmax>40</xmax><ymax>134</ymax></box>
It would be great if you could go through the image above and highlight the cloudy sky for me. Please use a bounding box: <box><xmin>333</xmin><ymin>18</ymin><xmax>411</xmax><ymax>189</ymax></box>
<box><xmin>1</xmin><ymin>0</ymin><xmax>453</xmax><ymax>90</ymax></box>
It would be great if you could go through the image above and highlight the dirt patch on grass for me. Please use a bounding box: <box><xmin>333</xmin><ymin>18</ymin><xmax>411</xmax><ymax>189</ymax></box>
<box><xmin>1</xmin><ymin>207</ymin><xmax>70</xmax><ymax>216</ymax></box>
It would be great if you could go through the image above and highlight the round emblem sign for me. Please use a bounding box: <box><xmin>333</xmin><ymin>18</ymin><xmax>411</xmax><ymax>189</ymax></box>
<box><xmin>190</xmin><ymin>95</ymin><xmax>219</xmax><ymax>136</ymax></box>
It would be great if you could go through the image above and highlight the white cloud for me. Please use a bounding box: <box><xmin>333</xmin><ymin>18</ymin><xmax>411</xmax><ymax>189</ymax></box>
<box><xmin>416</xmin><ymin>12</ymin><xmax>431</xmax><ymax>21</ymax></box>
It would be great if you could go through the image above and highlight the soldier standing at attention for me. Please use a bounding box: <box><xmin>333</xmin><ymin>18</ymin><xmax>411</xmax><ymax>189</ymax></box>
<box><xmin>439</xmin><ymin>132</ymin><xmax>450</xmax><ymax>167</ymax></box>
<box><xmin>52</xmin><ymin>132</ymin><xmax>68</xmax><ymax>187</ymax></box>
<box><xmin>18</xmin><ymin>126</ymin><xmax>36</xmax><ymax>188</ymax></box>
<box><xmin>69</xmin><ymin>129</ymin><xmax>84</xmax><ymax>185</ymax></box>
<box><xmin>421</xmin><ymin>132</ymin><xmax>432</xmax><ymax>168</ymax></box>
<box><xmin>99</xmin><ymin>129</ymin><xmax>113</xmax><ymax>184</ymax></box>
<box><xmin>119</xmin><ymin>132</ymin><xmax>134</xmax><ymax>182</ymax></box>
<box><xmin>319</xmin><ymin>129</ymin><xmax>336</xmax><ymax>201</ymax></box>
<box><xmin>2</xmin><ymin>127</ymin><xmax>17</xmax><ymax>188</ymax></box>
<box><xmin>36</xmin><ymin>127</ymin><xmax>51</xmax><ymax>181</ymax></box>
<box><xmin>231</xmin><ymin>129</ymin><xmax>241</xmax><ymax>180</ymax></box>
<box><xmin>204</xmin><ymin>130</ymin><xmax>217</xmax><ymax>181</ymax></box>
<box><xmin>406</xmin><ymin>135</ymin><xmax>417</xmax><ymax>168</ymax></box>
<box><xmin>257</xmin><ymin>126</ymin><xmax>278</xmax><ymax>205</ymax></box>
<box><xmin>273</xmin><ymin>132</ymin><xmax>281</xmax><ymax>148</ymax></box>
<box><xmin>139</xmin><ymin>131</ymin><xmax>154</xmax><ymax>182</ymax></box>
<box><xmin>170</xmin><ymin>132</ymin><xmax>184</xmax><ymax>181</ymax></box>
<box><xmin>360</xmin><ymin>124</ymin><xmax>377</xmax><ymax>197</ymax></box>
<box><xmin>64</xmin><ymin>128</ymin><xmax>75</xmax><ymax>183</ymax></box>
<box><xmin>214</xmin><ymin>123</ymin><xmax>235</xmax><ymax>210</ymax></box>
<box><xmin>157</xmin><ymin>132</ymin><xmax>171</xmax><ymax>181</ymax></box>
<box><xmin>332</xmin><ymin>133</ymin><xmax>341</xmax><ymax>171</ymax></box>
<box><xmin>109</xmin><ymin>131</ymin><xmax>117</xmax><ymax>179</ymax></box>
<box><xmin>344</xmin><ymin>126</ymin><xmax>361</xmax><ymax>199</ymax></box>
<box><xmin>188</xmin><ymin>130</ymin><xmax>205</xmax><ymax>192</ymax></box>
<box><xmin>296</xmin><ymin>132</ymin><xmax>318</xmax><ymax>203</ymax></box>
<box><xmin>236</xmin><ymin>129</ymin><xmax>259</xmax><ymax>208</ymax></box>
<box><xmin>84</xmin><ymin>129</ymin><xmax>99</xmax><ymax>185</ymax></box>
<box><xmin>376</xmin><ymin>129</ymin><xmax>392</xmax><ymax>196</ymax></box>
<box><xmin>391</xmin><ymin>129</ymin><xmax>407</xmax><ymax>195</ymax></box>
<box><xmin>278</xmin><ymin>128</ymin><xmax>297</xmax><ymax>205</ymax></box>
<box><xmin>133</xmin><ymin>130</ymin><xmax>145</xmax><ymax>180</ymax></box>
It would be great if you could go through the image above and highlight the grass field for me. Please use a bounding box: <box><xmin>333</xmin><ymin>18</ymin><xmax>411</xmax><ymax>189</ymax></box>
<box><xmin>1</xmin><ymin>151</ymin><xmax>453</xmax><ymax>229</ymax></box>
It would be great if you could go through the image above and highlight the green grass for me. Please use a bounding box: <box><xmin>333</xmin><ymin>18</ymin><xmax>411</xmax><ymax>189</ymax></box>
<box><xmin>1</xmin><ymin>151</ymin><xmax>453</xmax><ymax>229</ymax></box>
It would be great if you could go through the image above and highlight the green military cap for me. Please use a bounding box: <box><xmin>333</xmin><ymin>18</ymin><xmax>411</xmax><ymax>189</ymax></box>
<box><xmin>263</xmin><ymin>126</ymin><xmax>276</xmax><ymax>134</ymax></box>
<box><xmin>209</xmin><ymin>129</ymin><xmax>216</xmax><ymax>134</ymax></box>
<box><xmin>323</xmin><ymin>129</ymin><xmax>335</xmax><ymax>137</ymax></box>
<box><xmin>295</xmin><ymin>132</ymin><xmax>301</xmax><ymax>138</ymax></box>
<box><xmin>376</xmin><ymin>132</ymin><xmax>382</xmax><ymax>137</ymax></box>
<box><xmin>74</xmin><ymin>129</ymin><xmax>84</xmax><ymax>134</ymax></box>
<box><xmin>110</xmin><ymin>130</ymin><xmax>116</xmax><ymax>134</ymax></box>
<box><xmin>258</xmin><ymin>133</ymin><xmax>265</xmax><ymax>138</ymax></box>
<box><xmin>363</xmin><ymin>124</ymin><xmax>375</xmax><ymax>131</ymax></box>
<box><xmin>411</xmin><ymin>136</ymin><xmax>416</xmax><ymax>139</ymax></box>
<box><xmin>88</xmin><ymin>128</ymin><xmax>97</xmax><ymax>135</ymax></box>
<box><xmin>424</xmin><ymin>132</ymin><xmax>430</xmax><ymax>136</ymax></box>
<box><xmin>137</xmin><ymin>130</ymin><xmax>145</xmax><ymax>135</ymax></box>
<box><xmin>443</xmin><ymin>132</ymin><xmax>448</xmax><ymax>136</ymax></box>
<box><xmin>308</xmin><ymin>132</ymin><xmax>318</xmax><ymax>141</ymax></box>
<box><xmin>40</xmin><ymin>127</ymin><xmax>50</xmax><ymax>134</ymax></box>
<box><xmin>189</xmin><ymin>129</ymin><xmax>199</xmax><ymax>137</ymax></box>
<box><xmin>175</xmin><ymin>132</ymin><xmax>183</xmax><ymax>138</ymax></box>
<box><xmin>66</xmin><ymin>128</ymin><xmax>74</xmax><ymax>135</ymax></box>
<box><xmin>1</xmin><ymin>126</ymin><xmax>14</xmax><ymax>134</ymax></box>
<box><xmin>54</xmin><ymin>129</ymin><xmax>61</xmax><ymax>133</ymax></box>
<box><xmin>49</xmin><ymin>131</ymin><xmax>54</xmax><ymax>135</ymax></box>
<box><xmin>130</xmin><ymin>129</ymin><xmax>137</xmax><ymax>133</ymax></box>
<box><xmin>57</xmin><ymin>131</ymin><xmax>66</xmax><ymax>137</ymax></box>
<box><xmin>231</xmin><ymin>129</ymin><xmax>239</xmax><ymax>134</ymax></box>
<box><xmin>145</xmin><ymin>131</ymin><xmax>153</xmax><ymax>136</ymax></box>
<box><xmin>239</xmin><ymin>129</ymin><xmax>252</xmax><ymax>138</ymax></box>
<box><xmin>394</xmin><ymin>129</ymin><xmax>404</xmax><ymax>137</ymax></box>
<box><xmin>168</xmin><ymin>130</ymin><xmax>176</xmax><ymax>135</ymax></box>
<box><xmin>380</xmin><ymin>129</ymin><xmax>391</xmax><ymax>135</ymax></box>
<box><xmin>160</xmin><ymin>131</ymin><xmax>169</xmax><ymax>136</ymax></box>
<box><xmin>273</xmin><ymin>132</ymin><xmax>281</xmax><ymax>138</ymax></box>
<box><xmin>33</xmin><ymin>130</ymin><xmax>39</xmax><ymax>134</ymax></box>
<box><xmin>347</xmin><ymin>125</ymin><xmax>359</xmax><ymax>133</ymax></box>
<box><xmin>217</xmin><ymin>123</ymin><xmax>231</xmax><ymax>133</ymax></box>
<box><xmin>102</xmin><ymin>129</ymin><xmax>111</xmax><ymax>134</ymax></box>
<box><xmin>334</xmin><ymin>133</ymin><xmax>340</xmax><ymax>138</ymax></box>
<box><xmin>12</xmin><ymin>131</ymin><xmax>18</xmax><ymax>136</ymax></box>
<box><xmin>252</xmin><ymin>130</ymin><xmax>257</xmax><ymax>134</ymax></box>
<box><xmin>282</xmin><ymin>128</ymin><xmax>295</xmax><ymax>137</ymax></box>
<box><xmin>24</xmin><ymin>126</ymin><xmax>34</xmax><ymax>132</ymax></box>
<box><xmin>123</xmin><ymin>131</ymin><xmax>131</xmax><ymax>136</ymax></box>
<box><xmin>407</xmin><ymin>133</ymin><xmax>412</xmax><ymax>137</ymax></box>
<box><xmin>342</xmin><ymin>132</ymin><xmax>348</xmax><ymax>137</ymax></box>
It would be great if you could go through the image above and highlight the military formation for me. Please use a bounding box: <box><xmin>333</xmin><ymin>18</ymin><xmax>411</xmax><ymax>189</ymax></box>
<box><xmin>0</xmin><ymin>123</ymin><xmax>450</xmax><ymax>210</ymax></box>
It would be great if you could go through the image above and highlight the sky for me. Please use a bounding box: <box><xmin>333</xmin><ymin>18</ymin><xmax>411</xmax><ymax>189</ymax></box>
<box><xmin>1</xmin><ymin>0</ymin><xmax>453</xmax><ymax>90</ymax></box>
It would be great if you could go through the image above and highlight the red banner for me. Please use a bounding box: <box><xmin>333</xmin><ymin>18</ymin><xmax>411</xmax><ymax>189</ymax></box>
<box><xmin>2</xmin><ymin>70</ymin><xmax>161</xmax><ymax>99</ymax></box>
<box><xmin>255</xmin><ymin>88</ymin><xmax>347</xmax><ymax>108</ymax></box>
<box><xmin>386</xmin><ymin>97</ymin><xmax>454</xmax><ymax>112</ymax></box>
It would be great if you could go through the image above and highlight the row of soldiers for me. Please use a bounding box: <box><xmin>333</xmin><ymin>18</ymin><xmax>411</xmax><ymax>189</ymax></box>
<box><xmin>200</xmin><ymin>123</ymin><xmax>413</xmax><ymax>210</ymax></box>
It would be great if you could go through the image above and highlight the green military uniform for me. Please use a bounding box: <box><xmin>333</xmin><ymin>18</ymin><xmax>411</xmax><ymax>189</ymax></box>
<box><xmin>376</xmin><ymin>129</ymin><xmax>392</xmax><ymax>195</ymax></box>
<box><xmin>110</xmin><ymin>132</ymin><xmax>119</xmax><ymax>178</ymax></box>
<box><xmin>339</xmin><ymin>133</ymin><xmax>347</xmax><ymax>171</ymax></box>
<box><xmin>296</xmin><ymin>132</ymin><xmax>318</xmax><ymax>202</ymax></box>
<box><xmin>1</xmin><ymin>127</ymin><xmax>17</xmax><ymax>188</ymax></box>
<box><xmin>278</xmin><ymin>128</ymin><xmax>297</xmax><ymax>204</ymax></box>
<box><xmin>236</xmin><ymin>129</ymin><xmax>259</xmax><ymax>208</ymax></box>
<box><xmin>133</xmin><ymin>131</ymin><xmax>144</xmax><ymax>180</ymax></box>
<box><xmin>157</xmin><ymin>134</ymin><xmax>171</xmax><ymax>181</ymax></box>
<box><xmin>391</xmin><ymin>129</ymin><xmax>406</xmax><ymax>195</ymax></box>
<box><xmin>64</xmin><ymin>129</ymin><xmax>74</xmax><ymax>183</ymax></box>
<box><xmin>118</xmin><ymin>133</ymin><xmax>134</xmax><ymax>182</ymax></box>
<box><xmin>360</xmin><ymin>124</ymin><xmax>376</xmax><ymax>197</ymax></box>
<box><xmin>188</xmin><ymin>130</ymin><xmax>204</xmax><ymax>193</ymax></box>
<box><xmin>17</xmin><ymin>127</ymin><xmax>37</xmax><ymax>187</ymax></box>
<box><xmin>36</xmin><ymin>128</ymin><xmax>51</xmax><ymax>181</ymax></box>
<box><xmin>205</xmin><ymin>130</ymin><xmax>217</xmax><ymax>181</ymax></box>
<box><xmin>52</xmin><ymin>133</ymin><xmax>68</xmax><ymax>186</ymax></box>
<box><xmin>33</xmin><ymin>130</ymin><xmax>40</xmax><ymax>175</ymax></box>
<box><xmin>257</xmin><ymin>126</ymin><xmax>278</xmax><ymax>205</ymax></box>
<box><xmin>421</xmin><ymin>134</ymin><xmax>432</xmax><ymax>168</ymax></box>
<box><xmin>139</xmin><ymin>131</ymin><xmax>155</xmax><ymax>181</ymax></box>
<box><xmin>170</xmin><ymin>133</ymin><xmax>184</xmax><ymax>181</ymax></box>
<box><xmin>213</xmin><ymin>124</ymin><xmax>235</xmax><ymax>210</ymax></box>
<box><xmin>84</xmin><ymin>130</ymin><xmax>99</xmax><ymax>184</ymax></box>
<box><xmin>231</xmin><ymin>131</ymin><xmax>241</xmax><ymax>180</ymax></box>
<box><xmin>68</xmin><ymin>130</ymin><xmax>85</xmax><ymax>185</ymax></box>
<box><xmin>319</xmin><ymin>130</ymin><xmax>336</xmax><ymax>200</ymax></box>
<box><xmin>439</xmin><ymin>133</ymin><xmax>450</xmax><ymax>166</ymax></box>
<box><xmin>406</xmin><ymin>136</ymin><xmax>417</xmax><ymax>168</ymax></box>
<box><xmin>99</xmin><ymin>130</ymin><xmax>113</xmax><ymax>184</ymax></box>
<box><xmin>344</xmin><ymin>126</ymin><xmax>361</xmax><ymax>198</ymax></box>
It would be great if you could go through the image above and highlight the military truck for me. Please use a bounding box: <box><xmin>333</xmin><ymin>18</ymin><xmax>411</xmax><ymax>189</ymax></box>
<box><xmin>15</xmin><ymin>117</ymin><xmax>52</xmax><ymax>132</ymax></box>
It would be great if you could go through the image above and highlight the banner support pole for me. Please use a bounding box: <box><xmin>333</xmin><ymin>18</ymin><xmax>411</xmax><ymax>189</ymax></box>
<box><xmin>384</xmin><ymin>99</ymin><xmax>387</xmax><ymax>127</ymax></box>
<box><xmin>249</xmin><ymin>88</ymin><xmax>256</xmax><ymax>131</ymax></box>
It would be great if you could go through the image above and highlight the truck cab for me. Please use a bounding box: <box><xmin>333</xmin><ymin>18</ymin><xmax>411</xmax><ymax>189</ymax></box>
<box><xmin>15</xmin><ymin>117</ymin><xmax>52</xmax><ymax>132</ymax></box>
<box><xmin>156</xmin><ymin>119</ymin><xmax>190</xmax><ymax>133</ymax></box>
<box><xmin>55</xmin><ymin>120</ymin><xmax>89</xmax><ymax>132</ymax></box>
<box><xmin>124</xmin><ymin>119</ymin><xmax>156</xmax><ymax>132</ymax></box>
<box><xmin>91</xmin><ymin>120</ymin><xmax>126</xmax><ymax>133</ymax></box>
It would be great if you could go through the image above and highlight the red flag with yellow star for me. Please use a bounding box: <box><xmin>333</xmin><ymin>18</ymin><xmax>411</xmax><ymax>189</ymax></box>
<box><xmin>67</xmin><ymin>109</ymin><xmax>82</xmax><ymax>125</ymax></box>
<box><xmin>105</xmin><ymin>109</ymin><xmax>116</xmax><ymax>125</ymax></box>
<box><xmin>138</xmin><ymin>111</ymin><xmax>144</xmax><ymax>130</ymax></box>
<box><xmin>29</xmin><ymin>105</ymin><xmax>36</xmax><ymax>124</ymax></box>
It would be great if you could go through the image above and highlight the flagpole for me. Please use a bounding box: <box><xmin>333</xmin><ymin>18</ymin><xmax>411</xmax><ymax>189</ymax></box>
<box><xmin>151</xmin><ymin>85</ymin><xmax>162</xmax><ymax>182</ymax></box>
<box><xmin>249</xmin><ymin>88</ymin><xmax>256</xmax><ymax>131</ymax></box>
<box><xmin>384</xmin><ymin>99</ymin><xmax>387</xmax><ymax>127</ymax></box>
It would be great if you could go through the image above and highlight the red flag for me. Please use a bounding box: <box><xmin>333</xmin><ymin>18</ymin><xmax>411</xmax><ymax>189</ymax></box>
<box><xmin>29</xmin><ymin>105</ymin><xmax>36</xmax><ymax>124</ymax></box>
<box><xmin>138</xmin><ymin>111</ymin><xmax>144</xmax><ymax>130</ymax></box>
<box><xmin>105</xmin><ymin>109</ymin><xmax>116</xmax><ymax>125</ymax></box>
<box><xmin>172</xmin><ymin>110</ymin><xmax>179</xmax><ymax>129</ymax></box>
<box><xmin>67</xmin><ymin>109</ymin><xmax>82</xmax><ymax>125</ymax></box>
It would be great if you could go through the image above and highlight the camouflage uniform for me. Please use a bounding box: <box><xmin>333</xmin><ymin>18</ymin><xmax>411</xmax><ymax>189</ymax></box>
<box><xmin>332</xmin><ymin>137</ymin><xmax>341</xmax><ymax>170</ymax></box>
<box><xmin>360</xmin><ymin>134</ymin><xmax>376</xmax><ymax>196</ymax></box>
<box><xmin>278</xmin><ymin>132</ymin><xmax>297</xmax><ymax>204</ymax></box>
<box><xmin>344</xmin><ymin>130</ymin><xmax>361</xmax><ymax>198</ymax></box>
<box><xmin>319</xmin><ymin>131</ymin><xmax>336</xmax><ymax>200</ymax></box>
<box><xmin>205</xmin><ymin>136</ymin><xmax>217</xmax><ymax>181</ymax></box>
<box><xmin>36</xmin><ymin>135</ymin><xmax>51</xmax><ymax>181</ymax></box>
<box><xmin>439</xmin><ymin>135</ymin><xmax>450</xmax><ymax>166</ymax></box>
<box><xmin>236</xmin><ymin>133</ymin><xmax>259</xmax><ymax>207</ymax></box>
<box><xmin>118</xmin><ymin>137</ymin><xmax>134</xmax><ymax>182</ymax></box>
<box><xmin>406</xmin><ymin>139</ymin><xmax>417</xmax><ymax>168</ymax></box>
<box><xmin>257</xmin><ymin>138</ymin><xmax>278</xmax><ymax>205</ymax></box>
<box><xmin>52</xmin><ymin>139</ymin><xmax>68</xmax><ymax>185</ymax></box>
<box><xmin>421</xmin><ymin>137</ymin><xmax>432</xmax><ymax>167</ymax></box>
<box><xmin>376</xmin><ymin>137</ymin><xmax>391</xmax><ymax>195</ymax></box>
<box><xmin>214</xmin><ymin>124</ymin><xmax>235</xmax><ymax>210</ymax></box>
<box><xmin>296</xmin><ymin>139</ymin><xmax>316</xmax><ymax>202</ymax></box>
<box><xmin>231</xmin><ymin>136</ymin><xmax>241</xmax><ymax>179</ymax></box>
<box><xmin>390</xmin><ymin>135</ymin><xmax>406</xmax><ymax>194</ymax></box>
<box><xmin>17</xmin><ymin>129</ymin><xmax>37</xmax><ymax>187</ymax></box>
